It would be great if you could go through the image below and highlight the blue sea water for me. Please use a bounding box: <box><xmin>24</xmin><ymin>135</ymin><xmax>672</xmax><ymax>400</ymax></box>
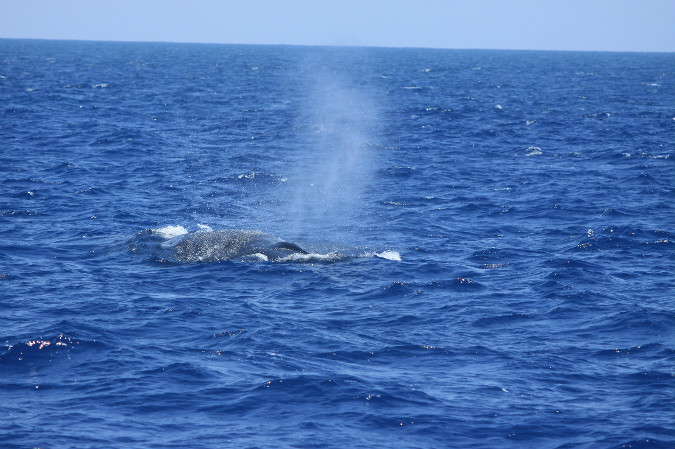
<box><xmin>1</xmin><ymin>39</ymin><xmax>674</xmax><ymax>449</ymax></box>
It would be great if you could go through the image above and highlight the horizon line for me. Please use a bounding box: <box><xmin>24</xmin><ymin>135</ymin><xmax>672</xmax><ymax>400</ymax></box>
<box><xmin>2</xmin><ymin>36</ymin><xmax>673</xmax><ymax>55</ymax></box>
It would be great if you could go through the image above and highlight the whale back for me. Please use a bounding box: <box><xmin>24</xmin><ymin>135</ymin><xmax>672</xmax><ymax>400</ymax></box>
<box><xmin>167</xmin><ymin>230</ymin><xmax>306</xmax><ymax>262</ymax></box>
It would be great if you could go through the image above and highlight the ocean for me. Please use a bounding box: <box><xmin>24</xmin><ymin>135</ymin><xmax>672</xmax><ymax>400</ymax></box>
<box><xmin>1</xmin><ymin>39</ymin><xmax>673</xmax><ymax>449</ymax></box>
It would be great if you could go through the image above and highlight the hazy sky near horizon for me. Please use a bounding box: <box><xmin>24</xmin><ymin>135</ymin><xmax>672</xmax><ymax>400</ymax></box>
<box><xmin>1</xmin><ymin>0</ymin><xmax>674</xmax><ymax>52</ymax></box>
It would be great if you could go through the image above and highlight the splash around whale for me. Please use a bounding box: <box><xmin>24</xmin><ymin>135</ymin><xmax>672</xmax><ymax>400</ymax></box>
<box><xmin>128</xmin><ymin>226</ymin><xmax>401</xmax><ymax>263</ymax></box>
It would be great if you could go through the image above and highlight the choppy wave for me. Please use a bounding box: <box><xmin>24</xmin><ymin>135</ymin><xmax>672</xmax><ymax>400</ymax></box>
<box><xmin>1</xmin><ymin>334</ymin><xmax>105</xmax><ymax>367</ymax></box>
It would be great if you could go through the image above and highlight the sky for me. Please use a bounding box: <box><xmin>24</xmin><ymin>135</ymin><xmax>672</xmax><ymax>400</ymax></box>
<box><xmin>1</xmin><ymin>0</ymin><xmax>674</xmax><ymax>52</ymax></box>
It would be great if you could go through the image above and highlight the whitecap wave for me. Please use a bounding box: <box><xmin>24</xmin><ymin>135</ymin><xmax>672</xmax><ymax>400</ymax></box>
<box><xmin>278</xmin><ymin>251</ymin><xmax>349</xmax><ymax>263</ymax></box>
<box><xmin>374</xmin><ymin>250</ymin><xmax>402</xmax><ymax>261</ymax></box>
<box><xmin>360</xmin><ymin>250</ymin><xmax>402</xmax><ymax>261</ymax></box>
<box><xmin>524</xmin><ymin>146</ymin><xmax>542</xmax><ymax>157</ymax></box>
<box><xmin>152</xmin><ymin>225</ymin><xmax>188</xmax><ymax>239</ymax></box>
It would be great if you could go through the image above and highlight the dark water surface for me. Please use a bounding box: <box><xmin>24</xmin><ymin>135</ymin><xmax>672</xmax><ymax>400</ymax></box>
<box><xmin>1</xmin><ymin>39</ymin><xmax>674</xmax><ymax>448</ymax></box>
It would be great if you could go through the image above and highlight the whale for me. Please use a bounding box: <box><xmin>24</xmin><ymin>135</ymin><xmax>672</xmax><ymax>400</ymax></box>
<box><xmin>162</xmin><ymin>230</ymin><xmax>308</xmax><ymax>262</ymax></box>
